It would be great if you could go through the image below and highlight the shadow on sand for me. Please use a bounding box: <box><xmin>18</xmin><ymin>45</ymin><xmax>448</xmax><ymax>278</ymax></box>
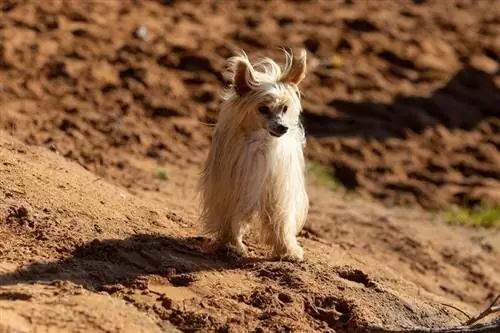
<box><xmin>0</xmin><ymin>234</ymin><xmax>264</xmax><ymax>290</ymax></box>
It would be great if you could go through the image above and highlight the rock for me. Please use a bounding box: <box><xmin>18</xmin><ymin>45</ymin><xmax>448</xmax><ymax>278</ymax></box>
<box><xmin>469</xmin><ymin>54</ymin><xmax>499</xmax><ymax>74</ymax></box>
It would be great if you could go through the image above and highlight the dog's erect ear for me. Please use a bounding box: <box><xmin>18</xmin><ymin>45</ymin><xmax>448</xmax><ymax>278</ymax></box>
<box><xmin>233</xmin><ymin>59</ymin><xmax>257</xmax><ymax>96</ymax></box>
<box><xmin>280</xmin><ymin>49</ymin><xmax>307</xmax><ymax>86</ymax></box>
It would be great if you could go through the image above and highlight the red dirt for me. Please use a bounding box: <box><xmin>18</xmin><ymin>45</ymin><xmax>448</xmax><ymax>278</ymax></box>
<box><xmin>0</xmin><ymin>0</ymin><xmax>499</xmax><ymax>332</ymax></box>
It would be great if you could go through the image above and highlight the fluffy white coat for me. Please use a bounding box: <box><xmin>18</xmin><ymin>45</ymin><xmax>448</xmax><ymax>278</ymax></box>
<box><xmin>199</xmin><ymin>49</ymin><xmax>309</xmax><ymax>261</ymax></box>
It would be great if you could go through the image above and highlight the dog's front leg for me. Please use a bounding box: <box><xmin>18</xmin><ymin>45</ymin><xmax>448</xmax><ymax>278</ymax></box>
<box><xmin>226</xmin><ymin>219</ymin><xmax>249</xmax><ymax>257</ymax></box>
<box><xmin>213</xmin><ymin>212</ymin><xmax>251</xmax><ymax>258</ymax></box>
<box><xmin>261</xmin><ymin>203</ymin><xmax>304</xmax><ymax>262</ymax></box>
<box><xmin>272</xmin><ymin>224</ymin><xmax>304</xmax><ymax>262</ymax></box>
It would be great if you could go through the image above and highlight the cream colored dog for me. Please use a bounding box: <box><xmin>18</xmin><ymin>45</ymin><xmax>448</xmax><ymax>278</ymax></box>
<box><xmin>199</xmin><ymin>49</ymin><xmax>309</xmax><ymax>262</ymax></box>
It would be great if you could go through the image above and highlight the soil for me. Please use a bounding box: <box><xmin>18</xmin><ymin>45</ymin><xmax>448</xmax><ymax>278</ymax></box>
<box><xmin>0</xmin><ymin>0</ymin><xmax>499</xmax><ymax>332</ymax></box>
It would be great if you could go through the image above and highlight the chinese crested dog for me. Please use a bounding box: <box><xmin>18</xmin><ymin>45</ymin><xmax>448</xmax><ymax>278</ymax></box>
<box><xmin>199</xmin><ymin>48</ymin><xmax>309</xmax><ymax>262</ymax></box>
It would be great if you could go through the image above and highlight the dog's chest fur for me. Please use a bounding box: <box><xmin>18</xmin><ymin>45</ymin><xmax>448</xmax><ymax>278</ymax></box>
<box><xmin>244</xmin><ymin>128</ymin><xmax>304</xmax><ymax>180</ymax></box>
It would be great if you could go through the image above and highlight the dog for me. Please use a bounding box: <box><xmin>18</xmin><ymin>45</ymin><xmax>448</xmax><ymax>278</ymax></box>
<box><xmin>199</xmin><ymin>48</ymin><xmax>309</xmax><ymax>262</ymax></box>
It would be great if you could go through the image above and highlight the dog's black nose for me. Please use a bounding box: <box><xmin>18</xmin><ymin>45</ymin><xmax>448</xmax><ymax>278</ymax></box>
<box><xmin>275</xmin><ymin>124</ymin><xmax>288</xmax><ymax>135</ymax></box>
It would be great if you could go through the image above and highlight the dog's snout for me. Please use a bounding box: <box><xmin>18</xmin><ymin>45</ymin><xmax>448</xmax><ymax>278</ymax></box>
<box><xmin>276</xmin><ymin>124</ymin><xmax>288</xmax><ymax>134</ymax></box>
<box><xmin>270</xmin><ymin>124</ymin><xmax>288</xmax><ymax>137</ymax></box>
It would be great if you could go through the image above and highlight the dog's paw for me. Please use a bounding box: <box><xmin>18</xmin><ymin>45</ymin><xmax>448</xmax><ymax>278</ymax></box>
<box><xmin>217</xmin><ymin>242</ymin><xmax>248</xmax><ymax>259</ymax></box>
<box><xmin>273</xmin><ymin>245</ymin><xmax>304</xmax><ymax>263</ymax></box>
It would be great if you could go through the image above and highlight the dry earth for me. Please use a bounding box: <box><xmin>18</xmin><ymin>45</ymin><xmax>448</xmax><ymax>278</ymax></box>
<box><xmin>0</xmin><ymin>0</ymin><xmax>499</xmax><ymax>332</ymax></box>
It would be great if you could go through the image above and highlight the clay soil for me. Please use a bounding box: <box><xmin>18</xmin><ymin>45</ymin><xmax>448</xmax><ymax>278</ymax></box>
<box><xmin>0</xmin><ymin>0</ymin><xmax>499</xmax><ymax>332</ymax></box>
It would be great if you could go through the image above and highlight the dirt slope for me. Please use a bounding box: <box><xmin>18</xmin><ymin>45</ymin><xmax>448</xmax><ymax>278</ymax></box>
<box><xmin>0</xmin><ymin>0</ymin><xmax>499</xmax><ymax>332</ymax></box>
<box><xmin>1</xmin><ymin>131</ymin><xmax>499</xmax><ymax>332</ymax></box>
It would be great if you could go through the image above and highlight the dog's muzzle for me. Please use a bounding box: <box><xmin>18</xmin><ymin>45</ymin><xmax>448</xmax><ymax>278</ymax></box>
<box><xmin>269</xmin><ymin>124</ymin><xmax>288</xmax><ymax>137</ymax></box>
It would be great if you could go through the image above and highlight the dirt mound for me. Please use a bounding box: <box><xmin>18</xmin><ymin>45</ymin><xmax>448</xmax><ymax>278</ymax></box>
<box><xmin>1</xmin><ymin>131</ymin><xmax>499</xmax><ymax>332</ymax></box>
<box><xmin>0</xmin><ymin>283</ymin><xmax>171</xmax><ymax>333</ymax></box>
<box><xmin>305</xmin><ymin>65</ymin><xmax>500</xmax><ymax>209</ymax></box>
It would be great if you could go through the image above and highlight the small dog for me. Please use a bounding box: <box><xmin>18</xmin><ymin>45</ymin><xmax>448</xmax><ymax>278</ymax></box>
<box><xmin>199</xmin><ymin>48</ymin><xmax>309</xmax><ymax>262</ymax></box>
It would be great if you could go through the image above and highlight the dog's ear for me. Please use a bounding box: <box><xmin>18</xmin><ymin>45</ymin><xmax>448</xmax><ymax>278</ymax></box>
<box><xmin>233</xmin><ymin>59</ymin><xmax>256</xmax><ymax>96</ymax></box>
<box><xmin>280</xmin><ymin>49</ymin><xmax>307</xmax><ymax>86</ymax></box>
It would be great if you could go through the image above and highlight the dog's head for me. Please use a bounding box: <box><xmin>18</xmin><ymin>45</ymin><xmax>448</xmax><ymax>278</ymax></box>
<box><xmin>223</xmin><ymin>49</ymin><xmax>307</xmax><ymax>138</ymax></box>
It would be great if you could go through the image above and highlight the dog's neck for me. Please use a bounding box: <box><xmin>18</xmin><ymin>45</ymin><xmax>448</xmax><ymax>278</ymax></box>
<box><xmin>245</xmin><ymin>129</ymin><xmax>271</xmax><ymax>145</ymax></box>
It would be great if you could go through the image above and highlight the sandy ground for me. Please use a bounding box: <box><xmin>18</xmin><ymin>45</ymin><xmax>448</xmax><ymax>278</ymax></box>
<box><xmin>0</xmin><ymin>0</ymin><xmax>499</xmax><ymax>332</ymax></box>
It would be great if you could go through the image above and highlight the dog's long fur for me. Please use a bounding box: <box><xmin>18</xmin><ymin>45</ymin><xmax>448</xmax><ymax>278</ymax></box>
<box><xmin>199</xmin><ymin>49</ymin><xmax>309</xmax><ymax>261</ymax></box>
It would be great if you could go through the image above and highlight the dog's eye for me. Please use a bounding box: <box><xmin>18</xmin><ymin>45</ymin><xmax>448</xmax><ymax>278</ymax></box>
<box><xmin>282</xmin><ymin>105</ymin><xmax>288</xmax><ymax>114</ymax></box>
<box><xmin>258</xmin><ymin>105</ymin><xmax>271</xmax><ymax>115</ymax></box>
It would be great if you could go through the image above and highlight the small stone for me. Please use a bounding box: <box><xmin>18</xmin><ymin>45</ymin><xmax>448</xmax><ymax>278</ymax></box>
<box><xmin>469</xmin><ymin>54</ymin><xmax>499</xmax><ymax>74</ymax></box>
<box><xmin>134</xmin><ymin>25</ymin><xmax>148</xmax><ymax>40</ymax></box>
<box><xmin>418</xmin><ymin>53</ymin><xmax>454</xmax><ymax>72</ymax></box>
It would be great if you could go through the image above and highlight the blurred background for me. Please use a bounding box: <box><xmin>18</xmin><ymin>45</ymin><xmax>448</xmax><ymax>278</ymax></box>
<box><xmin>0</xmin><ymin>0</ymin><xmax>499</xmax><ymax>225</ymax></box>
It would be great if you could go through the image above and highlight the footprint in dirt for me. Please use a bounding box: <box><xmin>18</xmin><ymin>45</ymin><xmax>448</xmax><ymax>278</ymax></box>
<box><xmin>334</xmin><ymin>265</ymin><xmax>378</xmax><ymax>289</ymax></box>
<box><xmin>306</xmin><ymin>294</ymin><xmax>353</xmax><ymax>331</ymax></box>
